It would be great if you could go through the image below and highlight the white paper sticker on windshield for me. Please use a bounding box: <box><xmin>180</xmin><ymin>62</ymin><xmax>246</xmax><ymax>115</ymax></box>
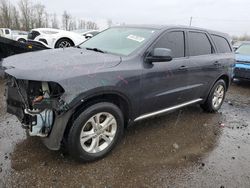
<box><xmin>127</xmin><ymin>35</ymin><xmax>145</xmax><ymax>43</ymax></box>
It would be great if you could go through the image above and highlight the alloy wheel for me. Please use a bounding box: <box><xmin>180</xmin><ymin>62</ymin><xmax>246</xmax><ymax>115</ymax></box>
<box><xmin>212</xmin><ymin>84</ymin><xmax>225</xmax><ymax>109</ymax></box>
<box><xmin>80</xmin><ymin>112</ymin><xmax>117</xmax><ymax>154</ymax></box>
<box><xmin>58</xmin><ymin>41</ymin><xmax>72</xmax><ymax>48</ymax></box>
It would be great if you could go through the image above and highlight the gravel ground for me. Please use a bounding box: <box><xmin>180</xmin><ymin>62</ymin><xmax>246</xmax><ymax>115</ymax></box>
<box><xmin>0</xmin><ymin>79</ymin><xmax>250</xmax><ymax>188</ymax></box>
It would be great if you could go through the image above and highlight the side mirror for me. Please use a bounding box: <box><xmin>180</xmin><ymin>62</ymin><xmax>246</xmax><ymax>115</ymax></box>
<box><xmin>85</xmin><ymin>33</ymin><xmax>93</xmax><ymax>39</ymax></box>
<box><xmin>146</xmin><ymin>48</ymin><xmax>173</xmax><ymax>63</ymax></box>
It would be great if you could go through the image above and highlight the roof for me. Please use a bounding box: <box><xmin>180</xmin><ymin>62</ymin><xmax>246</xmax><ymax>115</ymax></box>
<box><xmin>114</xmin><ymin>24</ymin><xmax>230</xmax><ymax>38</ymax></box>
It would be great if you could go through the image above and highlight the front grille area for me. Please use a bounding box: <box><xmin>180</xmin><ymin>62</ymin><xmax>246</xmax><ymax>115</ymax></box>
<box><xmin>28</xmin><ymin>31</ymin><xmax>40</xmax><ymax>40</ymax></box>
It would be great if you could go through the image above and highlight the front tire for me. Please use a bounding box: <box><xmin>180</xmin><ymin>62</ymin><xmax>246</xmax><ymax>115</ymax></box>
<box><xmin>18</xmin><ymin>38</ymin><xmax>26</xmax><ymax>43</ymax></box>
<box><xmin>67</xmin><ymin>102</ymin><xmax>124</xmax><ymax>162</ymax></box>
<box><xmin>201</xmin><ymin>79</ymin><xmax>226</xmax><ymax>113</ymax></box>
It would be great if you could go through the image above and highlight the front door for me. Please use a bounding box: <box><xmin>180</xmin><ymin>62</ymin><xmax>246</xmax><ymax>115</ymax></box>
<box><xmin>140</xmin><ymin>30</ymin><xmax>190</xmax><ymax>115</ymax></box>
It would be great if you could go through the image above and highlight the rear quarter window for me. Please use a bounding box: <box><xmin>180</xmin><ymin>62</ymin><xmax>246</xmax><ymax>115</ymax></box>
<box><xmin>211</xmin><ymin>35</ymin><xmax>232</xmax><ymax>53</ymax></box>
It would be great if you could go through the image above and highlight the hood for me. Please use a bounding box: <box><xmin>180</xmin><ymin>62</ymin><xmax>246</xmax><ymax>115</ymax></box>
<box><xmin>235</xmin><ymin>54</ymin><xmax>250</xmax><ymax>63</ymax></box>
<box><xmin>3</xmin><ymin>47</ymin><xmax>121</xmax><ymax>81</ymax></box>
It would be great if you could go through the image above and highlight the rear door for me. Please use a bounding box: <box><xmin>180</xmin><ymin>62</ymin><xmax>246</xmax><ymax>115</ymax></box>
<box><xmin>211</xmin><ymin>34</ymin><xmax>234</xmax><ymax>77</ymax></box>
<box><xmin>140</xmin><ymin>30</ymin><xmax>190</xmax><ymax>115</ymax></box>
<box><xmin>182</xmin><ymin>30</ymin><xmax>219</xmax><ymax>101</ymax></box>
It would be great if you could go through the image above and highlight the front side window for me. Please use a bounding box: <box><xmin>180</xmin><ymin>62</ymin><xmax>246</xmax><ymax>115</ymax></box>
<box><xmin>80</xmin><ymin>27</ymin><xmax>157</xmax><ymax>56</ymax></box>
<box><xmin>154</xmin><ymin>31</ymin><xmax>185</xmax><ymax>58</ymax></box>
<box><xmin>188</xmin><ymin>32</ymin><xmax>213</xmax><ymax>56</ymax></box>
<box><xmin>236</xmin><ymin>44</ymin><xmax>250</xmax><ymax>55</ymax></box>
<box><xmin>212</xmin><ymin>35</ymin><xmax>232</xmax><ymax>53</ymax></box>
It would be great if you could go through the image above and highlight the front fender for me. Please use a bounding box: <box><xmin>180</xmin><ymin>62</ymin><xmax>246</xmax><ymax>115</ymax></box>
<box><xmin>42</xmin><ymin>88</ymin><xmax>133</xmax><ymax>150</ymax></box>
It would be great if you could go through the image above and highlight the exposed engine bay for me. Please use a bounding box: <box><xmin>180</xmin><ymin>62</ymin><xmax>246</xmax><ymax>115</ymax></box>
<box><xmin>6</xmin><ymin>75</ymin><xmax>65</xmax><ymax>137</ymax></box>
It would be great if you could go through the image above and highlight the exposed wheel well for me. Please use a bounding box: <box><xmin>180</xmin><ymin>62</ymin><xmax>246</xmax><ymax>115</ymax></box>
<box><xmin>217</xmin><ymin>75</ymin><xmax>230</xmax><ymax>90</ymax></box>
<box><xmin>55</xmin><ymin>37</ymin><xmax>75</xmax><ymax>48</ymax></box>
<box><xmin>63</xmin><ymin>93</ymin><xmax>130</xmax><ymax>140</ymax></box>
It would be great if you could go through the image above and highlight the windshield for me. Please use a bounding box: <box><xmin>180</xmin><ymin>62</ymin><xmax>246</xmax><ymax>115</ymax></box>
<box><xmin>236</xmin><ymin>44</ymin><xmax>250</xmax><ymax>55</ymax></box>
<box><xmin>79</xmin><ymin>27</ymin><xmax>157</xmax><ymax>56</ymax></box>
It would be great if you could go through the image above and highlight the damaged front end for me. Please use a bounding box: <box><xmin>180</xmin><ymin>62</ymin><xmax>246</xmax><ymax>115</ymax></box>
<box><xmin>6</xmin><ymin>75</ymin><xmax>67</xmax><ymax>137</ymax></box>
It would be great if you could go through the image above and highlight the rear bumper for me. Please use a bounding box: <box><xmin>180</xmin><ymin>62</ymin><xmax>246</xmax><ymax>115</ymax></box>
<box><xmin>234</xmin><ymin>64</ymin><xmax>250</xmax><ymax>79</ymax></box>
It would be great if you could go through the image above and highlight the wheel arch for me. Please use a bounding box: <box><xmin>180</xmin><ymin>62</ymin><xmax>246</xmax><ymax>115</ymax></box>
<box><xmin>204</xmin><ymin>74</ymin><xmax>230</xmax><ymax>103</ymax></box>
<box><xmin>17</xmin><ymin>37</ymin><xmax>26</xmax><ymax>42</ymax></box>
<box><xmin>215</xmin><ymin>74</ymin><xmax>230</xmax><ymax>90</ymax></box>
<box><xmin>63</xmin><ymin>92</ymin><xmax>132</xmax><ymax>140</ymax></box>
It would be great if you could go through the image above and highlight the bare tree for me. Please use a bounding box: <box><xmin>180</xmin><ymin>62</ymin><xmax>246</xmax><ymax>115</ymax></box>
<box><xmin>11</xmin><ymin>5</ymin><xmax>20</xmax><ymax>29</ymax></box>
<box><xmin>69</xmin><ymin>18</ymin><xmax>77</xmax><ymax>31</ymax></box>
<box><xmin>0</xmin><ymin>1</ymin><xmax>99</xmax><ymax>31</ymax></box>
<box><xmin>78</xmin><ymin>19</ymin><xmax>86</xmax><ymax>29</ymax></box>
<box><xmin>44</xmin><ymin>12</ymin><xmax>50</xmax><ymax>28</ymax></box>
<box><xmin>86</xmin><ymin>21</ymin><xmax>98</xmax><ymax>30</ymax></box>
<box><xmin>51</xmin><ymin>13</ymin><xmax>59</xmax><ymax>29</ymax></box>
<box><xmin>0</xmin><ymin>0</ymin><xmax>12</xmax><ymax>28</ymax></box>
<box><xmin>19</xmin><ymin>0</ymin><xmax>32</xmax><ymax>30</ymax></box>
<box><xmin>62</xmin><ymin>10</ymin><xmax>71</xmax><ymax>30</ymax></box>
<box><xmin>33</xmin><ymin>3</ymin><xmax>45</xmax><ymax>28</ymax></box>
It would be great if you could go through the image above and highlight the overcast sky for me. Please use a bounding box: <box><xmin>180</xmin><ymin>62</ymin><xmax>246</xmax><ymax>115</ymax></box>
<box><xmin>12</xmin><ymin>0</ymin><xmax>250</xmax><ymax>35</ymax></box>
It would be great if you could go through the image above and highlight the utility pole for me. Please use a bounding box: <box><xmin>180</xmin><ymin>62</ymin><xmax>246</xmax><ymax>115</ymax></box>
<box><xmin>189</xmin><ymin>17</ymin><xmax>193</xmax><ymax>26</ymax></box>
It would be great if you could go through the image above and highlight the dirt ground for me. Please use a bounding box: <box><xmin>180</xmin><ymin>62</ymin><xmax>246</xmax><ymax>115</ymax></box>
<box><xmin>0</xmin><ymin>79</ymin><xmax>250</xmax><ymax>188</ymax></box>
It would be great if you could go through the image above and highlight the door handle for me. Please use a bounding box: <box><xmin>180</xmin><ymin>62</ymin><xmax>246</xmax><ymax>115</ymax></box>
<box><xmin>178</xmin><ymin>65</ymin><xmax>188</xmax><ymax>71</ymax></box>
<box><xmin>213</xmin><ymin>61</ymin><xmax>221</xmax><ymax>66</ymax></box>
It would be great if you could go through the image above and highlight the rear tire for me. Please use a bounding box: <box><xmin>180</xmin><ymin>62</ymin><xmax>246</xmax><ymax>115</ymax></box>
<box><xmin>201</xmin><ymin>79</ymin><xmax>226</xmax><ymax>113</ymax></box>
<box><xmin>67</xmin><ymin>102</ymin><xmax>124</xmax><ymax>162</ymax></box>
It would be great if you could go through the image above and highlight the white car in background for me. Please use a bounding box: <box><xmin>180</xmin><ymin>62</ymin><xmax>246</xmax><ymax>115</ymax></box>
<box><xmin>28</xmin><ymin>28</ymin><xmax>89</xmax><ymax>48</ymax></box>
<box><xmin>0</xmin><ymin>28</ymin><xmax>28</xmax><ymax>43</ymax></box>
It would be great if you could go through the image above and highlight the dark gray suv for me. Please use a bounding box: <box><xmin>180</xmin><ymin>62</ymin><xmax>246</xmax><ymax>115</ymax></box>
<box><xmin>3</xmin><ymin>25</ymin><xmax>234</xmax><ymax>162</ymax></box>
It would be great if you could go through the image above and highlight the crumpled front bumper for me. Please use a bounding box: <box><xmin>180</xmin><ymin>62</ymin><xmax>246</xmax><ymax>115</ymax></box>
<box><xmin>5</xmin><ymin>76</ymin><xmax>74</xmax><ymax>150</ymax></box>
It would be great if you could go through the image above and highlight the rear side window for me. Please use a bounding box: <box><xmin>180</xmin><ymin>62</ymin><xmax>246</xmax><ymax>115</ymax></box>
<box><xmin>154</xmin><ymin>31</ymin><xmax>185</xmax><ymax>58</ymax></box>
<box><xmin>188</xmin><ymin>32</ymin><xmax>213</xmax><ymax>56</ymax></box>
<box><xmin>211</xmin><ymin>35</ymin><xmax>232</xmax><ymax>53</ymax></box>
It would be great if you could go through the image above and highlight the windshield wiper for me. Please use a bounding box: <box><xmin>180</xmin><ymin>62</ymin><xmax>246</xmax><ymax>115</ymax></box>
<box><xmin>86</xmin><ymin>47</ymin><xmax>106</xmax><ymax>53</ymax></box>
